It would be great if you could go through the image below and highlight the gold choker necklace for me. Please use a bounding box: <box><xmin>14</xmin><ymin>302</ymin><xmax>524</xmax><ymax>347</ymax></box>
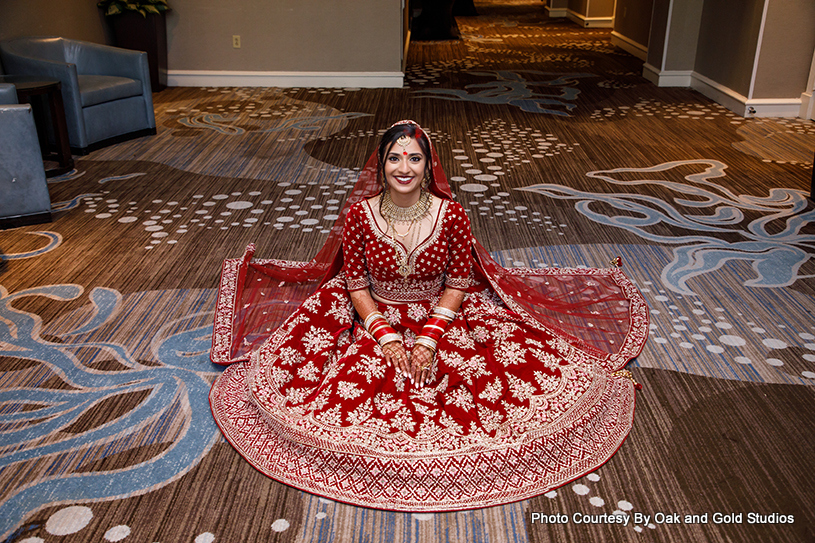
<box><xmin>381</xmin><ymin>190</ymin><xmax>432</xmax><ymax>222</ymax></box>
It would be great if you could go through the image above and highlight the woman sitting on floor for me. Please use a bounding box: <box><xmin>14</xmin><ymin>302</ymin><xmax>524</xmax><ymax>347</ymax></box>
<box><xmin>209</xmin><ymin>120</ymin><xmax>649</xmax><ymax>511</ymax></box>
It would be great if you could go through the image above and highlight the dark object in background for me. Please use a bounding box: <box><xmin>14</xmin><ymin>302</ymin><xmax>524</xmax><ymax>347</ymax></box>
<box><xmin>413</xmin><ymin>0</ymin><xmax>478</xmax><ymax>41</ymax></box>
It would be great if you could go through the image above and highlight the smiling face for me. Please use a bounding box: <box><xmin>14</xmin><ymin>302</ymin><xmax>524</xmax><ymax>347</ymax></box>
<box><xmin>383</xmin><ymin>137</ymin><xmax>427</xmax><ymax>206</ymax></box>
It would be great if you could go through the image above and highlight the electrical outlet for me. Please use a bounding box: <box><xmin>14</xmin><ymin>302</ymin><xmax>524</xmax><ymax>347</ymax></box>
<box><xmin>232</xmin><ymin>35</ymin><xmax>241</xmax><ymax>49</ymax></box>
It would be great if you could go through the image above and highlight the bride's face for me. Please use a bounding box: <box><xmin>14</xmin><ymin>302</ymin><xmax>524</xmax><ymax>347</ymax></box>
<box><xmin>383</xmin><ymin>137</ymin><xmax>427</xmax><ymax>202</ymax></box>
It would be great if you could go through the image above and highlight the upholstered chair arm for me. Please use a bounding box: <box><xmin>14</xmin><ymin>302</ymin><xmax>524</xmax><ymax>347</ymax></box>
<box><xmin>0</xmin><ymin>53</ymin><xmax>86</xmax><ymax>150</ymax></box>
<box><xmin>68</xmin><ymin>40</ymin><xmax>154</xmax><ymax>127</ymax></box>
<box><xmin>0</xmin><ymin>104</ymin><xmax>50</xmax><ymax>220</ymax></box>
<box><xmin>0</xmin><ymin>83</ymin><xmax>17</xmax><ymax>105</ymax></box>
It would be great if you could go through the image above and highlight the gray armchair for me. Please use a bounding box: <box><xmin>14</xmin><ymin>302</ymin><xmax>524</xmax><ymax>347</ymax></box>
<box><xmin>0</xmin><ymin>100</ymin><xmax>52</xmax><ymax>228</ymax></box>
<box><xmin>0</xmin><ymin>37</ymin><xmax>156</xmax><ymax>154</ymax></box>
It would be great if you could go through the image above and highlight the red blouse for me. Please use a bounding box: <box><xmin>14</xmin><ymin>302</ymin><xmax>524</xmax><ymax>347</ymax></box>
<box><xmin>342</xmin><ymin>198</ymin><xmax>473</xmax><ymax>302</ymax></box>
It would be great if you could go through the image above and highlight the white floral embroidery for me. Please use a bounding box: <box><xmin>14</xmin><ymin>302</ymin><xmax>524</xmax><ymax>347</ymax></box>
<box><xmin>284</xmin><ymin>386</ymin><xmax>309</xmax><ymax>405</ymax></box>
<box><xmin>276</xmin><ymin>347</ymin><xmax>304</xmax><ymax>366</ymax></box>
<box><xmin>391</xmin><ymin>407</ymin><xmax>416</xmax><ymax>432</ymax></box>
<box><xmin>336</xmin><ymin>380</ymin><xmax>364</xmax><ymax>400</ymax></box>
<box><xmin>416</xmin><ymin>418</ymin><xmax>442</xmax><ymax>440</ymax></box>
<box><xmin>297</xmin><ymin>360</ymin><xmax>320</xmax><ymax>382</ymax></box>
<box><xmin>491</xmin><ymin>321</ymin><xmax>520</xmax><ymax>342</ymax></box>
<box><xmin>530</xmin><ymin>348</ymin><xmax>560</xmax><ymax>370</ymax></box>
<box><xmin>283</xmin><ymin>313</ymin><xmax>309</xmax><ymax>334</ymax></box>
<box><xmin>303</xmin><ymin>327</ymin><xmax>333</xmax><ymax>354</ymax></box>
<box><xmin>413</xmin><ymin>403</ymin><xmax>438</xmax><ymax>418</ymax></box>
<box><xmin>347</xmin><ymin>398</ymin><xmax>373</xmax><ymax>425</ymax></box>
<box><xmin>382</xmin><ymin>305</ymin><xmax>401</xmax><ymax>326</ymax></box>
<box><xmin>406</xmin><ymin>303</ymin><xmax>428</xmax><ymax>322</ymax></box>
<box><xmin>495</xmin><ymin>340</ymin><xmax>525</xmax><ymax>365</ymax></box>
<box><xmin>270</xmin><ymin>366</ymin><xmax>293</xmax><ymax>387</ymax></box>
<box><xmin>440</xmin><ymin>351</ymin><xmax>489</xmax><ymax>385</ymax></box>
<box><xmin>374</xmin><ymin>392</ymin><xmax>403</xmax><ymax>415</ymax></box>
<box><xmin>439</xmin><ymin>412</ymin><xmax>463</xmax><ymax>434</ymax></box>
<box><xmin>477</xmin><ymin>405</ymin><xmax>504</xmax><ymax>433</ymax></box>
<box><xmin>507</xmin><ymin>374</ymin><xmax>536</xmax><ymax>401</ymax></box>
<box><xmin>301</xmin><ymin>294</ymin><xmax>321</xmax><ymax>313</ymax></box>
<box><xmin>327</xmin><ymin>300</ymin><xmax>354</xmax><ymax>325</ymax></box>
<box><xmin>447</xmin><ymin>385</ymin><xmax>475</xmax><ymax>411</ymax></box>
<box><xmin>445</xmin><ymin>326</ymin><xmax>475</xmax><ymax>350</ymax></box>
<box><xmin>308</xmin><ymin>385</ymin><xmax>332</xmax><ymax>412</ymax></box>
<box><xmin>471</xmin><ymin>326</ymin><xmax>490</xmax><ymax>343</ymax></box>
<box><xmin>534</xmin><ymin>370</ymin><xmax>559</xmax><ymax>393</ymax></box>
<box><xmin>478</xmin><ymin>377</ymin><xmax>504</xmax><ymax>403</ymax></box>
<box><xmin>316</xmin><ymin>405</ymin><xmax>342</xmax><ymax>426</ymax></box>
<box><xmin>362</xmin><ymin>416</ymin><xmax>390</xmax><ymax>434</ymax></box>
<box><xmin>546</xmin><ymin>336</ymin><xmax>571</xmax><ymax>356</ymax></box>
<box><xmin>351</xmin><ymin>354</ymin><xmax>386</xmax><ymax>383</ymax></box>
<box><xmin>402</xmin><ymin>328</ymin><xmax>417</xmax><ymax>349</ymax></box>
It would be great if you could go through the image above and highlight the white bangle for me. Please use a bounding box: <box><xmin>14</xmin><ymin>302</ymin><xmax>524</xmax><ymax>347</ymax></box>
<box><xmin>432</xmin><ymin>306</ymin><xmax>457</xmax><ymax>320</ymax></box>
<box><xmin>364</xmin><ymin>311</ymin><xmax>386</xmax><ymax>332</ymax></box>
<box><xmin>378</xmin><ymin>333</ymin><xmax>402</xmax><ymax>346</ymax></box>
<box><xmin>415</xmin><ymin>335</ymin><xmax>438</xmax><ymax>352</ymax></box>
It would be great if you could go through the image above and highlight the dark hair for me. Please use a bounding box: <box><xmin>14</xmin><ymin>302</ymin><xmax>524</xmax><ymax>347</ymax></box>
<box><xmin>376</xmin><ymin>123</ymin><xmax>433</xmax><ymax>190</ymax></box>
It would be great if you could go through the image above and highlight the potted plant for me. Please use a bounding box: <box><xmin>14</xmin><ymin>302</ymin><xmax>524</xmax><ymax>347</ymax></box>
<box><xmin>98</xmin><ymin>0</ymin><xmax>170</xmax><ymax>92</ymax></box>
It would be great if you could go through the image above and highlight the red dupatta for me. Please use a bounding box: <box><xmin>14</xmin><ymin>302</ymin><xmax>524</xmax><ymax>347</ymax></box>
<box><xmin>210</xmin><ymin>121</ymin><xmax>649</xmax><ymax>371</ymax></box>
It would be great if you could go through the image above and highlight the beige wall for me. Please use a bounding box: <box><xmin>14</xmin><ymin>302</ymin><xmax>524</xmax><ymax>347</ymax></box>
<box><xmin>1</xmin><ymin>0</ymin><xmax>403</xmax><ymax>75</ymax></box>
<box><xmin>167</xmin><ymin>0</ymin><xmax>403</xmax><ymax>73</ymax></box>
<box><xmin>694</xmin><ymin>0</ymin><xmax>765</xmax><ymax>96</ymax></box>
<box><xmin>663</xmin><ymin>0</ymin><xmax>704</xmax><ymax>72</ymax></box>
<box><xmin>614</xmin><ymin>0</ymin><xmax>654</xmax><ymax>49</ymax></box>
<box><xmin>0</xmin><ymin>0</ymin><xmax>108</xmax><ymax>44</ymax></box>
<box><xmin>752</xmin><ymin>0</ymin><xmax>815</xmax><ymax>98</ymax></box>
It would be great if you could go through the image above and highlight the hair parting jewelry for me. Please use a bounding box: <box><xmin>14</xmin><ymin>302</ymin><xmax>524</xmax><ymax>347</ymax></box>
<box><xmin>396</xmin><ymin>134</ymin><xmax>411</xmax><ymax>155</ymax></box>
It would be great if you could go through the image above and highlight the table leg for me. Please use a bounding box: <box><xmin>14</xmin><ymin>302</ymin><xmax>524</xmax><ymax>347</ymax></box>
<box><xmin>45</xmin><ymin>82</ymin><xmax>75</xmax><ymax>176</ymax></box>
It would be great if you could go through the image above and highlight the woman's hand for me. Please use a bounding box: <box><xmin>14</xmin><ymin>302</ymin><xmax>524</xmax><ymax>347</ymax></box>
<box><xmin>382</xmin><ymin>341</ymin><xmax>410</xmax><ymax>376</ymax></box>
<box><xmin>409</xmin><ymin>344</ymin><xmax>435</xmax><ymax>387</ymax></box>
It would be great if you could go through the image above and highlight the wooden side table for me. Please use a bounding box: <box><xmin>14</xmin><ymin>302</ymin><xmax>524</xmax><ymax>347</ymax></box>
<box><xmin>0</xmin><ymin>75</ymin><xmax>75</xmax><ymax>177</ymax></box>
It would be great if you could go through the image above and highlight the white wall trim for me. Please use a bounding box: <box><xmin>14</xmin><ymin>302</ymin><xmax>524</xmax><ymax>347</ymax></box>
<box><xmin>167</xmin><ymin>70</ymin><xmax>404</xmax><ymax>89</ymax></box>
<box><xmin>544</xmin><ymin>6</ymin><xmax>568</xmax><ymax>18</ymax></box>
<box><xmin>642</xmin><ymin>63</ymin><xmax>692</xmax><ymax>87</ymax></box>
<box><xmin>691</xmin><ymin>71</ymin><xmax>800</xmax><ymax>118</ymax></box>
<box><xmin>642</xmin><ymin>65</ymin><xmax>802</xmax><ymax>118</ymax></box>
<box><xmin>566</xmin><ymin>10</ymin><xmax>614</xmax><ymax>28</ymax></box>
<box><xmin>611</xmin><ymin>31</ymin><xmax>647</xmax><ymax>61</ymax></box>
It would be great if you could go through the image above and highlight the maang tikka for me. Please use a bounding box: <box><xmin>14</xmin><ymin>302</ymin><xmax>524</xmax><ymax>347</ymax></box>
<box><xmin>396</xmin><ymin>134</ymin><xmax>411</xmax><ymax>155</ymax></box>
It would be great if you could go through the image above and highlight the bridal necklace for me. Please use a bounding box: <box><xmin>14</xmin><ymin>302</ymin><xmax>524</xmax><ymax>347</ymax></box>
<box><xmin>381</xmin><ymin>190</ymin><xmax>432</xmax><ymax>277</ymax></box>
<box><xmin>381</xmin><ymin>189</ymin><xmax>431</xmax><ymax>222</ymax></box>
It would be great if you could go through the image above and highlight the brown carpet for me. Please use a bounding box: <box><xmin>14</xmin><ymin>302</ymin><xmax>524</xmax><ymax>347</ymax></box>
<box><xmin>1</xmin><ymin>1</ymin><xmax>814</xmax><ymax>541</ymax></box>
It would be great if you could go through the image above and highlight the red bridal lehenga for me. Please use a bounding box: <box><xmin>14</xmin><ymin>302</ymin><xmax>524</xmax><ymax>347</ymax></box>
<box><xmin>209</xmin><ymin>122</ymin><xmax>649</xmax><ymax>511</ymax></box>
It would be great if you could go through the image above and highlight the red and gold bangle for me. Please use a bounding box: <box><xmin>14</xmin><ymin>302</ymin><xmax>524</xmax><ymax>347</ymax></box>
<box><xmin>364</xmin><ymin>311</ymin><xmax>401</xmax><ymax>346</ymax></box>
<box><xmin>415</xmin><ymin>306</ymin><xmax>457</xmax><ymax>354</ymax></box>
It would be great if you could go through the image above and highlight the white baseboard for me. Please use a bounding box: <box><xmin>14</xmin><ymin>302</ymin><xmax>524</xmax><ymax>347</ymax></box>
<box><xmin>691</xmin><ymin>72</ymin><xmax>801</xmax><ymax>118</ymax></box>
<box><xmin>566</xmin><ymin>10</ymin><xmax>614</xmax><ymax>28</ymax></box>
<box><xmin>642</xmin><ymin>65</ymin><xmax>803</xmax><ymax>118</ymax></box>
<box><xmin>545</xmin><ymin>6</ymin><xmax>568</xmax><ymax>18</ymax></box>
<box><xmin>167</xmin><ymin>70</ymin><xmax>404</xmax><ymax>89</ymax></box>
<box><xmin>610</xmin><ymin>31</ymin><xmax>647</xmax><ymax>61</ymax></box>
<box><xmin>642</xmin><ymin>64</ymin><xmax>692</xmax><ymax>87</ymax></box>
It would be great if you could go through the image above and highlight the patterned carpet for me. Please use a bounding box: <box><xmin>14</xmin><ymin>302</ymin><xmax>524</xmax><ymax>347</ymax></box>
<box><xmin>2</xmin><ymin>1</ymin><xmax>814</xmax><ymax>541</ymax></box>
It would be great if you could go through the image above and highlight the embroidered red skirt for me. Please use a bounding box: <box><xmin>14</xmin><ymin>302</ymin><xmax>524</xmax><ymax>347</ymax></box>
<box><xmin>209</xmin><ymin>275</ymin><xmax>639</xmax><ymax>511</ymax></box>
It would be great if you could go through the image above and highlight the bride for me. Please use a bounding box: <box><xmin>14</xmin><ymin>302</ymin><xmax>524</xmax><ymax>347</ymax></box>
<box><xmin>209</xmin><ymin>120</ymin><xmax>649</xmax><ymax>511</ymax></box>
